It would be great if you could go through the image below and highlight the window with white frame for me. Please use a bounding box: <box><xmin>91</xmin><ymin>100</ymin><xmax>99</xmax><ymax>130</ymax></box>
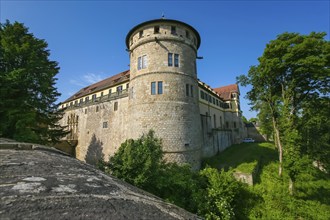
<box><xmin>168</xmin><ymin>53</ymin><xmax>173</xmax><ymax>66</ymax></box>
<box><xmin>174</xmin><ymin>54</ymin><xmax>179</xmax><ymax>67</ymax></box>
<box><xmin>168</xmin><ymin>53</ymin><xmax>179</xmax><ymax>67</ymax></box>
<box><xmin>151</xmin><ymin>81</ymin><xmax>163</xmax><ymax>95</ymax></box>
<box><xmin>158</xmin><ymin>81</ymin><xmax>163</xmax><ymax>94</ymax></box>
<box><xmin>138</xmin><ymin>55</ymin><xmax>148</xmax><ymax>70</ymax></box>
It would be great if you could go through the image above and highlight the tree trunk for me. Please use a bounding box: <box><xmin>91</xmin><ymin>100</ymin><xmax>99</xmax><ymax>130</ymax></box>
<box><xmin>289</xmin><ymin>177</ymin><xmax>294</xmax><ymax>195</ymax></box>
<box><xmin>272</xmin><ymin>116</ymin><xmax>283</xmax><ymax>177</ymax></box>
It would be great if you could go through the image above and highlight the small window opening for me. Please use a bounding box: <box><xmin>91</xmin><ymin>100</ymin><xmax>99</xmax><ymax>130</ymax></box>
<box><xmin>154</xmin><ymin>26</ymin><xmax>160</xmax><ymax>34</ymax></box>
<box><xmin>171</xmin><ymin>26</ymin><xmax>176</xmax><ymax>35</ymax></box>
<box><xmin>186</xmin><ymin>30</ymin><xmax>190</xmax><ymax>39</ymax></box>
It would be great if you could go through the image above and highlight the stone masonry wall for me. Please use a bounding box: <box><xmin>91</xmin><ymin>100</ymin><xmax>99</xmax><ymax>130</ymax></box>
<box><xmin>127</xmin><ymin>21</ymin><xmax>202</xmax><ymax>169</ymax></box>
<box><xmin>59</xmin><ymin>96</ymin><xmax>129</xmax><ymax>164</ymax></box>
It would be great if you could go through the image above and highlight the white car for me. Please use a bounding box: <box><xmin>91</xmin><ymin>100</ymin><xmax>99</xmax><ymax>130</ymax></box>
<box><xmin>242</xmin><ymin>138</ymin><xmax>255</xmax><ymax>143</ymax></box>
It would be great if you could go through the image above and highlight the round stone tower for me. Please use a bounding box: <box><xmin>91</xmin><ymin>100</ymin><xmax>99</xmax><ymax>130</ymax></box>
<box><xmin>126</xmin><ymin>19</ymin><xmax>202</xmax><ymax>169</ymax></box>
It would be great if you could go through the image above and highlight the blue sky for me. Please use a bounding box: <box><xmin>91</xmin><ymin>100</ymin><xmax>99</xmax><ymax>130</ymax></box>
<box><xmin>1</xmin><ymin>0</ymin><xmax>329</xmax><ymax>120</ymax></box>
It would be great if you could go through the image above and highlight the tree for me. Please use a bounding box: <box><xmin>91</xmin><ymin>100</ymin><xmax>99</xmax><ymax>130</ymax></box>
<box><xmin>0</xmin><ymin>21</ymin><xmax>67</xmax><ymax>144</ymax></box>
<box><xmin>300</xmin><ymin>97</ymin><xmax>330</xmax><ymax>171</ymax></box>
<box><xmin>237</xmin><ymin>32</ymin><xmax>330</xmax><ymax>193</ymax></box>
<box><xmin>197</xmin><ymin>168</ymin><xmax>245</xmax><ymax>220</ymax></box>
<box><xmin>107</xmin><ymin>130</ymin><xmax>163</xmax><ymax>190</ymax></box>
<box><xmin>257</xmin><ymin>102</ymin><xmax>273</xmax><ymax>141</ymax></box>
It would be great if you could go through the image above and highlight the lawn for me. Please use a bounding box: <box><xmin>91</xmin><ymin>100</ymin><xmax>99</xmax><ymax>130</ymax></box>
<box><xmin>203</xmin><ymin>142</ymin><xmax>278</xmax><ymax>173</ymax></box>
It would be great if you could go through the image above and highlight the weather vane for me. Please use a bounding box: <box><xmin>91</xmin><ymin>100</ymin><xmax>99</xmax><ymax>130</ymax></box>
<box><xmin>161</xmin><ymin>13</ymin><xmax>165</xmax><ymax>19</ymax></box>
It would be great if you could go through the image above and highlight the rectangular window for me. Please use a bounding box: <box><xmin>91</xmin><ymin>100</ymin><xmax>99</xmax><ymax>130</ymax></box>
<box><xmin>171</xmin><ymin>26</ymin><xmax>176</xmax><ymax>35</ymax></box>
<box><xmin>151</xmin><ymin>82</ymin><xmax>156</xmax><ymax>95</ymax></box>
<box><xmin>100</xmin><ymin>92</ymin><xmax>103</xmax><ymax>97</ymax></box>
<box><xmin>168</xmin><ymin>53</ymin><xmax>173</xmax><ymax>66</ymax></box>
<box><xmin>108</xmin><ymin>89</ymin><xmax>112</xmax><ymax>96</ymax></box>
<box><xmin>114</xmin><ymin>102</ymin><xmax>118</xmax><ymax>111</ymax></box>
<box><xmin>201</xmin><ymin>91</ymin><xmax>204</xmax><ymax>99</ymax></box>
<box><xmin>103</xmin><ymin>121</ymin><xmax>108</xmax><ymax>128</ymax></box>
<box><xmin>142</xmin><ymin>55</ymin><xmax>147</xmax><ymax>69</ymax></box>
<box><xmin>138</xmin><ymin>55</ymin><xmax>147</xmax><ymax>70</ymax></box>
<box><xmin>186</xmin><ymin>84</ymin><xmax>189</xmax><ymax>96</ymax></box>
<box><xmin>138</xmin><ymin>56</ymin><xmax>142</xmax><ymax>70</ymax></box>
<box><xmin>158</xmin><ymin>81</ymin><xmax>163</xmax><ymax>94</ymax></box>
<box><xmin>126</xmin><ymin>83</ymin><xmax>129</xmax><ymax>89</ymax></box>
<box><xmin>190</xmin><ymin>85</ymin><xmax>193</xmax><ymax>97</ymax></box>
<box><xmin>96</xmin><ymin>106</ymin><xmax>99</xmax><ymax>112</ymax></box>
<box><xmin>139</xmin><ymin>30</ymin><xmax>143</xmax><ymax>38</ymax></box>
<box><xmin>85</xmin><ymin>109</ymin><xmax>87</xmax><ymax>114</ymax></box>
<box><xmin>117</xmin><ymin>86</ymin><xmax>123</xmax><ymax>92</ymax></box>
<box><xmin>174</xmin><ymin>54</ymin><xmax>179</xmax><ymax>67</ymax></box>
<box><xmin>85</xmin><ymin>97</ymin><xmax>89</xmax><ymax>102</ymax></box>
<box><xmin>154</xmin><ymin>26</ymin><xmax>160</xmax><ymax>34</ymax></box>
<box><xmin>92</xmin><ymin>94</ymin><xmax>96</xmax><ymax>101</ymax></box>
<box><xmin>151</xmin><ymin>81</ymin><xmax>163</xmax><ymax>95</ymax></box>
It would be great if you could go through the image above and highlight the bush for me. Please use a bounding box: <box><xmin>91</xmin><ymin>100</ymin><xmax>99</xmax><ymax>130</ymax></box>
<box><xmin>105</xmin><ymin>130</ymin><xmax>257</xmax><ymax>219</ymax></box>
<box><xmin>107</xmin><ymin>130</ymin><xmax>163</xmax><ymax>190</ymax></box>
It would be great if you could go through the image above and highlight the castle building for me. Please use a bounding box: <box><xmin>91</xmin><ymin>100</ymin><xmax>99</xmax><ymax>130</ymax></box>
<box><xmin>59</xmin><ymin>19</ymin><xmax>246</xmax><ymax>169</ymax></box>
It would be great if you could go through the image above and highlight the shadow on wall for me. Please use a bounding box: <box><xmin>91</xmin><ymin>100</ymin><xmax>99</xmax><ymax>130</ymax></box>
<box><xmin>85</xmin><ymin>134</ymin><xmax>104</xmax><ymax>166</ymax></box>
<box><xmin>246</xmin><ymin>123</ymin><xmax>267</xmax><ymax>142</ymax></box>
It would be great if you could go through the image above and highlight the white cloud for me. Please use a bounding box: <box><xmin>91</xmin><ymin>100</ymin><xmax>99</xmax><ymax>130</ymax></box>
<box><xmin>83</xmin><ymin>73</ymin><xmax>103</xmax><ymax>84</ymax></box>
<box><xmin>69</xmin><ymin>79</ymin><xmax>87</xmax><ymax>87</ymax></box>
<box><xmin>69</xmin><ymin>72</ymin><xmax>105</xmax><ymax>87</ymax></box>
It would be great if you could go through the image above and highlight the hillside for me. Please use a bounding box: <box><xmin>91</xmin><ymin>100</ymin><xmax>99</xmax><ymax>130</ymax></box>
<box><xmin>204</xmin><ymin>142</ymin><xmax>330</xmax><ymax>219</ymax></box>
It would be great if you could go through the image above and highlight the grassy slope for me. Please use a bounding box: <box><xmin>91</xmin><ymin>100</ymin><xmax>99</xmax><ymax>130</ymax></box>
<box><xmin>204</xmin><ymin>142</ymin><xmax>330</xmax><ymax>219</ymax></box>
<box><xmin>203</xmin><ymin>142</ymin><xmax>277</xmax><ymax>173</ymax></box>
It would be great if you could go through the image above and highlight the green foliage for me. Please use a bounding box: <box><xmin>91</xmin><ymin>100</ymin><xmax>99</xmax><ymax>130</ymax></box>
<box><xmin>300</xmin><ymin>97</ymin><xmax>330</xmax><ymax>171</ymax></box>
<box><xmin>0</xmin><ymin>20</ymin><xmax>67</xmax><ymax>144</ymax></box>
<box><xmin>106</xmin><ymin>136</ymin><xmax>330</xmax><ymax>219</ymax></box>
<box><xmin>235</xmin><ymin>160</ymin><xmax>258</xmax><ymax>174</ymax></box>
<box><xmin>241</xmin><ymin>115</ymin><xmax>248</xmax><ymax>124</ymax></box>
<box><xmin>205</xmin><ymin>142</ymin><xmax>330</xmax><ymax>219</ymax></box>
<box><xmin>105</xmin><ymin>131</ymin><xmax>253</xmax><ymax>219</ymax></box>
<box><xmin>198</xmin><ymin>168</ymin><xmax>241</xmax><ymax>220</ymax></box>
<box><xmin>155</xmin><ymin>163</ymin><xmax>202</xmax><ymax>213</ymax></box>
<box><xmin>107</xmin><ymin>130</ymin><xmax>163</xmax><ymax>189</ymax></box>
<box><xmin>237</xmin><ymin>31</ymin><xmax>330</xmax><ymax>190</ymax></box>
<box><xmin>257</xmin><ymin>102</ymin><xmax>273</xmax><ymax>141</ymax></box>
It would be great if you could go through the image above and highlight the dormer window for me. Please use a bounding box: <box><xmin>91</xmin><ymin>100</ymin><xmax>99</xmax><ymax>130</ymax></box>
<box><xmin>171</xmin><ymin>26</ymin><xmax>176</xmax><ymax>35</ymax></box>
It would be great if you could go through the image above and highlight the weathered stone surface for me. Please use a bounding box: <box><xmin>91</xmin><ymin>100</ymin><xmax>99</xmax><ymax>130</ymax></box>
<box><xmin>0</xmin><ymin>139</ymin><xmax>200</xmax><ymax>219</ymax></box>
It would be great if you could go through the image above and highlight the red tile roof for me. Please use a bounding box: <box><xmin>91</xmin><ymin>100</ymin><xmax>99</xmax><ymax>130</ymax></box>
<box><xmin>64</xmin><ymin>70</ymin><xmax>130</xmax><ymax>102</ymax></box>
<box><xmin>213</xmin><ymin>84</ymin><xmax>239</xmax><ymax>101</ymax></box>
<box><xmin>64</xmin><ymin>69</ymin><xmax>238</xmax><ymax>104</ymax></box>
